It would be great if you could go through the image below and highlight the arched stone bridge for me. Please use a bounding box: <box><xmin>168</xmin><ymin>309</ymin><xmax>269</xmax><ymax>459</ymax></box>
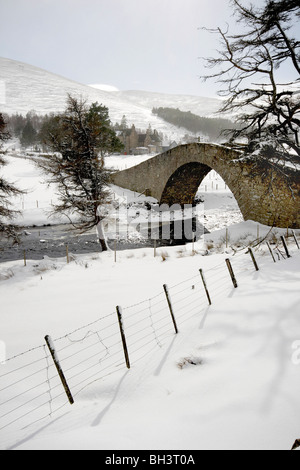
<box><xmin>111</xmin><ymin>143</ymin><xmax>300</xmax><ymax>229</ymax></box>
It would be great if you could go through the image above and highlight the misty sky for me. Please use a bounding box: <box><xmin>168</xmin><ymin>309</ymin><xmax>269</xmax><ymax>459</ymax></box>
<box><xmin>0</xmin><ymin>0</ymin><xmax>276</xmax><ymax>97</ymax></box>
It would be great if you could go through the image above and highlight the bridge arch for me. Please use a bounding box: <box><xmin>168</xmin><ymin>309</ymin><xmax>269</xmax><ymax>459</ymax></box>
<box><xmin>160</xmin><ymin>162</ymin><xmax>211</xmax><ymax>206</ymax></box>
<box><xmin>159</xmin><ymin>160</ymin><xmax>241</xmax><ymax>209</ymax></box>
<box><xmin>111</xmin><ymin>143</ymin><xmax>300</xmax><ymax>229</ymax></box>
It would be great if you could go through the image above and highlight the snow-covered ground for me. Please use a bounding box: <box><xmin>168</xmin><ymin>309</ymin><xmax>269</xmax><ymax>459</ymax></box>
<box><xmin>0</xmin><ymin>233</ymin><xmax>300</xmax><ymax>451</ymax></box>
<box><xmin>1</xmin><ymin>151</ymin><xmax>300</xmax><ymax>451</ymax></box>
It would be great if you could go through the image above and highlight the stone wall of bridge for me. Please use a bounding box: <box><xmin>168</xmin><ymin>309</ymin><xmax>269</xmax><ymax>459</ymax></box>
<box><xmin>111</xmin><ymin>143</ymin><xmax>300</xmax><ymax>229</ymax></box>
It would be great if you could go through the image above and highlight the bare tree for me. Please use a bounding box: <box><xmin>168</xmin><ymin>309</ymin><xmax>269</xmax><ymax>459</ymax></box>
<box><xmin>201</xmin><ymin>0</ymin><xmax>300</xmax><ymax>162</ymax></box>
<box><xmin>37</xmin><ymin>95</ymin><xmax>124</xmax><ymax>252</ymax></box>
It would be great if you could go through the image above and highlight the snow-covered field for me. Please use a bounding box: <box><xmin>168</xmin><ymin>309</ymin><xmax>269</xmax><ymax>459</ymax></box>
<box><xmin>1</xmin><ymin>233</ymin><xmax>300</xmax><ymax>451</ymax></box>
<box><xmin>1</xmin><ymin>151</ymin><xmax>300</xmax><ymax>451</ymax></box>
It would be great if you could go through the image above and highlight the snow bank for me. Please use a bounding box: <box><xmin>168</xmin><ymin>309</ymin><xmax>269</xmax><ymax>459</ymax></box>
<box><xmin>0</xmin><ymin>238</ymin><xmax>300</xmax><ymax>450</ymax></box>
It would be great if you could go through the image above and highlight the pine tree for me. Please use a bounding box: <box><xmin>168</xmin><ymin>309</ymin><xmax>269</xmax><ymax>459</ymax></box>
<box><xmin>120</xmin><ymin>115</ymin><xmax>128</xmax><ymax>130</ymax></box>
<box><xmin>0</xmin><ymin>113</ymin><xmax>23</xmax><ymax>240</ymax></box>
<box><xmin>20</xmin><ymin>119</ymin><xmax>37</xmax><ymax>148</ymax></box>
<box><xmin>37</xmin><ymin>95</ymin><xmax>124</xmax><ymax>251</ymax></box>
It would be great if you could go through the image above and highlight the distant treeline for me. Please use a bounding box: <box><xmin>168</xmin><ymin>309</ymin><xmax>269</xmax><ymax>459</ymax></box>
<box><xmin>4</xmin><ymin>111</ymin><xmax>157</xmax><ymax>150</ymax></box>
<box><xmin>4</xmin><ymin>111</ymin><xmax>45</xmax><ymax>149</ymax></box>
<box><xmin>5</xmin><ymin>111</ymin><xmax>121</xmax><ymax>150</ymax></box>
<box><xmin>152</xmin><ymin>107</ymin><xmax>236</xmax><ymax>141</ymax></box>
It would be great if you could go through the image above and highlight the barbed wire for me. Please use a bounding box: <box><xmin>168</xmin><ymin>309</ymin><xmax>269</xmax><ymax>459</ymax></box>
<box><xmin>0</xmin><ymin>235</ymin><xmax>298</xmax><ymax>443</ymax></box>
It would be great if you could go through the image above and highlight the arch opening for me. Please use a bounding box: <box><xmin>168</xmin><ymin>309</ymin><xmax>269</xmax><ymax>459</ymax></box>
<box><xmin>196</xmin><ymin>169</ymin><xmax>244</xmax><ymax>232</ymax></box>
<box><xmin>160</xmin><ymin>162</ymin><xmax>211</xmax><ymax>206</ymax></box>
<box><xmin>160</xmin><ymin>162</ymin><xmax>244</xmax><ymax>235</ymax></box>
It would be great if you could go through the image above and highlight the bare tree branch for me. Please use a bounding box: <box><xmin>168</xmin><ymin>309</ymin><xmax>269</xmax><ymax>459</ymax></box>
<box><xmin>201</xmin><ymin>0</ymin><xmax>300</xmax><ymax>161</ymax></box>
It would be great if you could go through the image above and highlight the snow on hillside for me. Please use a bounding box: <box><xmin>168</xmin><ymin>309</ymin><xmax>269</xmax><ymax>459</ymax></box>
<box><xmin>114</xmin><ymin>89</ymin><xmax>222</xmax><ymax>118</ymax></box>
<box><xmin>0</xmin><ymin>57</ymin><xmax>222</xmax><ymax>141</ymax></box>
<box><xmin>89</xmin><ymin>84</ymin><xmax>120</xmax><ymax>92</ymax></box>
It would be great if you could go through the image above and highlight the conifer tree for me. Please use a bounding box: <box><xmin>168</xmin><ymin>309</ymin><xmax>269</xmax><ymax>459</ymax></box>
<box><xmin>0</xmin><ymin>113</ymin><xmax>23</xmax><ymax>239</ymax></box>
<box><xmin>37</xmin><ymin>95</ymin><xmax>124</xmax><ymax>251</ymax></box>
<box><xmin>20</xmin><ymin>119</ymin><xmax>37</xmax><ymax>148</ymax></box>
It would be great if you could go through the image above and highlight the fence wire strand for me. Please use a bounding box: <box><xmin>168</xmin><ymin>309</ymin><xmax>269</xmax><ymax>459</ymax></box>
<box><xmin>0</xmin><ymin>236</ymin><xmax>299</xmax><ymax>441</ymax></box>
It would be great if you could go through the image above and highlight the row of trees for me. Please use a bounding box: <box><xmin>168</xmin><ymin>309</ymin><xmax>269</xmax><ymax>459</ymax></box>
<box><xmin>6</xmin><ymin>111</ymin><xmax>165</xmax><ymax>152</ymax></box>
<box><xmin>6</xmin><ymin>111</ymin><xmax>45</xmax><ymax>149</ymax></box>
<box><xmin>114</xmin><ymin>115</ymin><xmax>166</xmax><ymax>144</ymax></box>
<box><xmin>152</xmin><ymin>107</ymin><xmax>236</xmax><ymax>141</ymax></box>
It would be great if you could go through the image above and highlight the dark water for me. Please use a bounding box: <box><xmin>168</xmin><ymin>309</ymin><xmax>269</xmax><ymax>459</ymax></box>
<box><xmin>0</xmin><ymin>218</ymin><xmax>208</xmax><ymax>263</ymax></box>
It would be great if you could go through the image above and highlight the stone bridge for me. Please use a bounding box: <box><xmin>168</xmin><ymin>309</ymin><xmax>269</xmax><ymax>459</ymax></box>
<box><xmin>111</xmin><ymin>143</ymin><xmax>300</xmax><ymax>229</ymax></box>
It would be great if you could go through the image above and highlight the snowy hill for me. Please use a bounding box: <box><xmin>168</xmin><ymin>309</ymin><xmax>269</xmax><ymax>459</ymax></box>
<box><xmin>114</xmin><ymin>89</ymin><xmax>222</xmax><ymax>118</ymax></box>
<box><xmin>0</xmin><ymin>57</ymin><xmax>222</xmax><ymax>140</ymax></box>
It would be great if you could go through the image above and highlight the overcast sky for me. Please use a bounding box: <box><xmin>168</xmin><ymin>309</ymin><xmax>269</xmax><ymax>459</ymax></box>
<box><xmin>0</xmin><ymin>0</ymin><xmax>271</xmax><ymax>97</ymax></box>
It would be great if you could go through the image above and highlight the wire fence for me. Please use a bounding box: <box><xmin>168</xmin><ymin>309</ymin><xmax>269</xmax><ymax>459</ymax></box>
<box><xmin>0</xmin><ymin>233</ymin><xmax>299</xmax><ymax>445</ymax></box>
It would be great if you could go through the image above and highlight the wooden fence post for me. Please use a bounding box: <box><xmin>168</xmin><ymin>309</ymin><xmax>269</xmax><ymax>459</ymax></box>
<box><xmin>23</xmin><ymin>249</ymin><xmax>26</xmax><ymax>267</ymax></box>
<box><xmin>281</xmin><ymin>235</ymin><xmax>291</xmax><ymax>258</ymax></box>
<box><xmin>225</xmin><ymin>258</ymin><xmax>238</xmax><ymax>288</ymax></box>
<box><xmin>66</xmin><ymin>244</ymin><xmax>69</xmax><ymax>264</ymax></box>
<box><xmin>199</xmin><ymin>269</ymin><xmax>212</xmax><ymax>305</ymax></box>
<box><xmin>163</xmin><ymin>284</ymin><xmax>178</xmax><ymax>334</ymax></box>
<box><xmin>116</xmin><ymin>306</ymin><xmax>130</xmax><ymax>369</ymax></box>
<box><xmin>266</xmin><ymin>242</ymin><xmax>276</xmax><ymax>263</ymax></box>
<box><xmin>248</xmin><ymin>247</ymin><xmax>259</xmax><ymax>271</ymax></box>
<box><xmin>292</xmin><ymin>230</ymin><xmax>299</xmax><ymax>250</ymax></box>
<box><xmin>44</xmin><ymin>335</ymin><xmax>74</xmax><ymax>405</ymax></box>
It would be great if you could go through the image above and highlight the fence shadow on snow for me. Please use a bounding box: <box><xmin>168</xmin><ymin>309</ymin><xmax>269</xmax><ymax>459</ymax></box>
<box><xmin>0</xmin><ymin>233</ymin><xmax>299</xmax><ymax>448</ymax></box>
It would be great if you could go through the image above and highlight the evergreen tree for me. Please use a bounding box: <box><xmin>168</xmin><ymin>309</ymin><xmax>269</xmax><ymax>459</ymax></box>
<box><xmin>12</xmin><ymin>113</ymin><xmax>26</xmax><ymax>138</ymax></box>
<box><xmin>120</xmin><ymin>115</ymin><xmax>128</xmax><ymax>130</ymax></box>
<box><xmin>20</xmin><ymin>119</ymin><xmax>37</xmax><ymax>148</ymax></box>
<box><xmin>0</xmin><ymin>113</ymin><xmax>10</xmax><ymax>147</ymax></box>
<box><xmin>37</xmin><ymin>95</ymin><xmax>124</xmax><ymax>251</ymax></box>
<box><xmin>0</xmin><ymin>113</ymin><xmax>23</xmax><ymax>240</ymax></box>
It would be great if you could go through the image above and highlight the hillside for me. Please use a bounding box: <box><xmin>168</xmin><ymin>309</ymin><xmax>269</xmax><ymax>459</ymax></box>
<box><xmin>0</xmin><ymin>57</ymin><xmax>222</xmax><ymax>140</ymax></box>
<box><xmin>114</xmin><ymin>89</ymin><xmax>222</xmax><ymax>118</ymax></box>
<box><xmin>152</xmin><ymin>107</ymin><xmax>235</xmax><ymax>140</ymax></box>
